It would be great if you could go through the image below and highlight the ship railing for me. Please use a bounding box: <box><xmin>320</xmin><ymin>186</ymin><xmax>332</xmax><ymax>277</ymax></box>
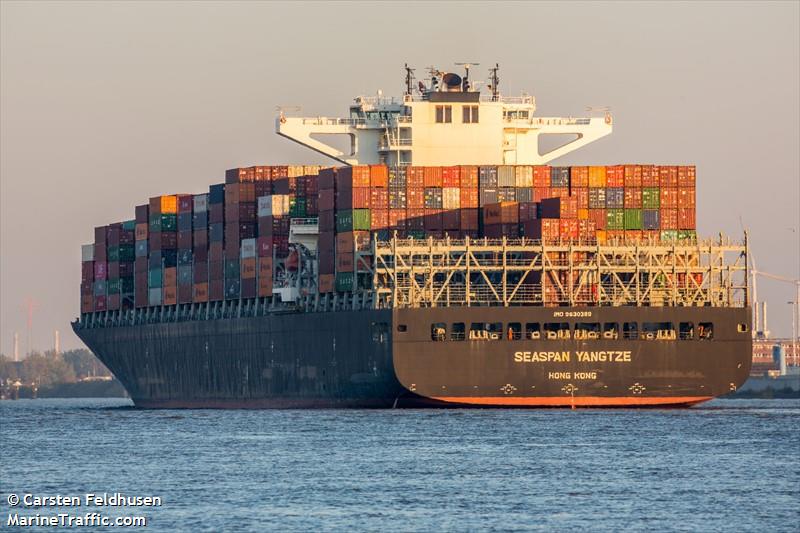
<box><xmin>297</xmin><ymin>117</ymin><xmax>367</xmax><ymax>127</ymax></box>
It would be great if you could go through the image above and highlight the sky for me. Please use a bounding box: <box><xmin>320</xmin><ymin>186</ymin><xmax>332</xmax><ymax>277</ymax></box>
<box><xmin>1</xmin><ymin>1</ymin><xmax>798</xmax><ymax>353</ymax></box>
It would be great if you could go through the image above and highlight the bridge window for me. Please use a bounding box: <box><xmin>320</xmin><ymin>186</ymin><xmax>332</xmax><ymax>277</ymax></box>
<box><xmin>525</xmin><ymin>323</ymin><xmax>541</xmax><ymax>339</ymax></box>
<box><xmin>435</xmin><ymin>105</ymin><xmax>452</xmax><ymax>124</ymax></box>
<box><xmin>451</xmin><ymin>322</ymin><xmax>466</xmax><ymax>341</ymax></box>
<box><xmin>507</xmin><ymin>322</ymin><xmax>522</xmax><ymax>340</ymax></box>
<box><xmin>623</xmin><ymin>322</ymin><xmax>638</xmax><ymax>340</ymax></box>
<box><xmin>737</xmin><ymin>323</ymin><xmax>749</xmax><ymax>333</ymax></box>
<box><xmin>603</xmin><ymin>323</ymin><xmax>619</xmax><ymax>340</ymax></box>
<box><xmin>544</xmin><ymin>322</ymin><xmax>571</xmax><ymax>340</ymax></box>
<box><xmin>679</xmin><ymin>322</ymin><xmax>694</xmax><ymax>340</ymax></box>
<box><xmin>575</xmin><ymin>323</ymin><xmax>601</xmax><ymax>340</ymax></box>
<box><xmin>462</xmin><ymin>105</ymin><xmax>479</xmax><ymax>124</ymax></box>
<box><xmin>698</xmin><ymin>322</ymin><xmax>714</xmax><ymax>340</ymax></box>
<box><xmin>642</xmin><ymin>322</ymin><xmax>676</xmax><ymax>341</ymax></box>
<box><xmin>431</xmin><ymin>323</ymin><xmax>447</xmax><ymax>341</ymax></box>
<box><xmin>469</xmin><ymin>322</ymin><xmax>502</xmax><ymax>341</ymax></box>
<box><xmin>397</xmin><ymin>324</ymin><xmax>407</xmax><ymax>332</ymax></box>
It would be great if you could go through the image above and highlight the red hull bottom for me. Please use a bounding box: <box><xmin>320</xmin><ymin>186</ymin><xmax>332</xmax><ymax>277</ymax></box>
<box><xmin>431</xmin><ymin>396</ymin><xmax>714</xmax><ymax>408</ymax></box>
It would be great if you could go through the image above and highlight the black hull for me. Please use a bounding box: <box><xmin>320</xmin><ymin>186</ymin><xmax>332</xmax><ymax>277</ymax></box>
<box><xmin>73</xmin><ymin>306</ymin><xmax>752</xmax><ymax>408</ymax></box>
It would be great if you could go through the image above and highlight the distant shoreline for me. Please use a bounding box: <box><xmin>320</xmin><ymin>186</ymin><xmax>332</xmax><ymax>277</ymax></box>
<box><xmin>1</xmin><ymin>379</ymin><xmax>128</xmax><ymax>400</ymax></box>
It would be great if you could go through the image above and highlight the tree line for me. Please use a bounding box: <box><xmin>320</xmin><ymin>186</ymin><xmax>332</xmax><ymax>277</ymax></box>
<box><xmin>0</xmin><ymin>349</ymin><xmax>112</xmax><ymax>387</ymax></box>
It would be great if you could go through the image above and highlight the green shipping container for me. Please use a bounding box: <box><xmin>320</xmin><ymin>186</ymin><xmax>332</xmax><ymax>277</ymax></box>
<box><xmin>624</xmin><ymin>209</ymin><xmax>643</xmax><ymax>230</ymax></box>
<box><xmin>149</xmin><ymin>213</ymin><xmax>177</xmax><ymax>232</ymax></box>
<box><xmin>122</xmin><ymin>220</ymin><xmax>136</xmax><ymax>231</ymax></box>
<box><xmin>121</xmin><ymin>277</ymin><xmax>135</xmax><ymax>293</ymax></box>
<box><xmin>107</xmin><ymin>246</ymin><xmax>120</xmax><ymax>262</ymax></box>
<box><xmin>118</xmin><ymin>244</ymin><xmax>135</xmax><ymax>262</ymax></box>
<box><xmin>107</xmin><ymin>279</ymin><xmax>121</xmax><ymax>294</ymax></box>
<box><xmin>407</xmin><ymin>230</ymin><xmax>427</xmax><ymax>240</ymax></box>
<box><xmin>677</xmin><ymin>230</ymin><xmax>697</xmax><ymax>242</ymax></box>
<box><xmin>606</xmin><ymin>209</ymin><xmax>624</xmax><ymax>230</ymax></box>
<box><xmin>660</xmin><ymin>230</ymin><xmax>678</xmax><ymax>243</ymax></box>
<box><xmin>335</xmin><ymin>272</ymin><xmax>354</xmax><ymax>292</ymax></box>
<box><xmin>148</xmin><ymin>268</ymin><xmax>163</xmax><ymax>288</ymax></box>
<box><xmin>336</xmin><ymin>209</ymin><xmax>371</xmax><ymax>232</ymax></box>
<box><xmin>642</xmin><ymin>188</ymin><xmax>660</xmax><ymax>209</ymax></box>
<box><xmin>225</xmin><ymin>259</ymin><xmax>240</xmax><ymax>279</ymax></box>
<box><xmin>290</xmin><ymin>198</ymin><xmax>307</xmax><ymax>218</ymax></box>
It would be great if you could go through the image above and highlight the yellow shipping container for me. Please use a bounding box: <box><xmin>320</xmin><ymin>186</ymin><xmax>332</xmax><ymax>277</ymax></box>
<box><xmin>595</xmin><ymin>230</ymin><xmax>607</xmax><ymax>244</ymax></box>
<box><xmin>578</xmin><ymin>208</ymin><xmax>589</xmax><ymax>220</ymax></box>
<box><xmin>303</xmin><ymin>165</ymin><xmax>322</xmax><ymax>175</ymax></box>
<box><xmin>287</xmin><ymin>165</ymin><xmax>305</xmax><ymax>177</ymax></box>
<box><xmin>588</xmin><ymin>166</ymin><xmax>607</xmax><ymax>188</ymax></box>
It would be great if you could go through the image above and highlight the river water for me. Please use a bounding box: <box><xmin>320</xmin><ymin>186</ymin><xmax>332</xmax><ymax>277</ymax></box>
<box><xmin>1</xmin><ymin>398</ymin><xmax>798</xmax><ymax>531</ymax></box>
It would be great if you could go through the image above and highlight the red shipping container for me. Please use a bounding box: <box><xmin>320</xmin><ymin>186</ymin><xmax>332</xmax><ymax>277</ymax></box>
<box><xmin>336</xmin><ymin>252</ymin><xmax>354</xmax><ymax>271</ymax></box>
<box><xmin>94</xmin><ymin>295</ymin><xmax>107</xmax><ymax>311</ymax></box>
<box><xmin>82</xmin><ymin>261</ymin><xmax>95</xmax><ymax>282</ymax></box>
<box><xmin>135</xmin><ymin>205</ymin><xmax>149</xmax><ymax>224</ymax></box>
<box><xmin>178</xmin><ymin>194</ymin><xmax>193</xmax><ymax>213</ymax></box>
<box><xmin>407</xmin><ymin>167</ymin><xmax>425</xmax><ymax>188</ymax></box>
<box><xmin>319</xmin><ymin>168</ymin><xmax>336</xmax><ymax>190</ymax></box>
<box><xmin>677</xmin><ymin>166</ymin><xmax>696</xmax><ymax>188</ymax></box>
<box><xmin>578</xmin><ymin>219</ymin><xmax>597</xmax><ymax>240</ymax></box>
<box><xmin>370</xmin><ymin>165</ymin><xmax>388</xmax><ymax>188</ymax></box>
<box><xmin>106</xmin><ymin>293</ymin><xmax>120</xmax><ymax>311</ymax></box>
<box><xmin>625</xmin><ymin>230</ymin><xmax>643</xmax><ymax>242</ymax></box>
<box><xmin>570</xmin><ymin>187</ymin><xmax>589</xmax><ymax>209</ymax></box>
<box><xmin>623</xmin><ymin>165</ymin><xmax>643</xmax><ymax>188</ymax></box>
<box><xmin>318</xmin><ymin>274</ymin><xmax>334</xmax><ymax>294</ymax></box>
<box><xmin>660</xmin><ymin>208</ymin><xmax>678</xmax><ymax>229</ymax></box>
<box><xmin>460</xmin><ymin>208</ymin><xmax>479</xmax><ymax>230</ymax></box>
<box><xmin>94</xmin><ymin>261</ymin><xmax>107</xmax><ymax>280</ymax></box>
<box><xmin>178</xmin><ymin>284</ymin><xmax>192</xmax><ymax>304</ymax></box>
<box><xmin>624</xmin><ymin>188</ymin><xmax>642</xmax><ymax>208</ymax></box>
<box><xmin>163</xmin><ymin>286</ymin><xmax>177</xmax><ymax>305</ymax></box>
<box><xmin>406</xmin><ymin>187</ymin><xmax>425</xmax><ymax>209</ymax></box>
<box><xmin>533</xmin><ymin>187</ymin><xmax>552</xmax><ymax>202</ymax></box>
<box><xmin>81</xmin><ymin>294</ymin><xmax>94</xmax><ymax>313</ymax></box>
<box><xmin>606</xmin><ymin>166</ymin><xmax>625</xmax><ymax>187</ymax></box>
<box><xmin>370</xmin><ymin>188</ymin><xmax>388</xmax><ymax>209</ymax></box>
<box><xmin>442</xmin><ymin>166</ymin><xmax>460</xmax><ymax>187</ymax></box>
<box><xmin>254</xmin><ymin>165</ymin><xmax>272</xmax><ymax>182</ymax></box>
<box><xmin>371</xmin><ymin>209</ymin><xmax>389</xmax><ymax>230</ymax></box>
<box><xmin>519</xmin><ymin>202</ymin><xmax>538</xmax><ymax>222</ymax></box>
<box><xmin>424</xmin><ymin>209</ymin><xmax>443</xmax><ymax>230</ymax></box>
<box><xmin>407</xmin><ymin>209</ymin><xmax>425</xmax><ymax>230</ymax></box>
<box><xmin>483</xmin><ymin>202</ymin><xmax>519</xmax><ymax>224</ymax></box>
<box><xmin>389</xmin><ymin>209</ymin><xmax>407</xmax><ymax>229</ymax></box>
<box><xmin>677</xmin><ymin>187</ymin><xmax>696</xmax><ymax>208</ymax></box>
<box><xmin>570</xmin><ymin>166</ymin><xmax>589</xmax><ymax>188</ymax></box>
<box><xmin>642</xmin><ymin>230</ymin><xmax>661</xmax><ymax>243</ymax></box>
<box><xmin>589</xmin><ymin>209</ymin><xmax>607</xmax><ymax>230</ymax></box>
<box><xmin>641</xmin><ymin>165</ymin><xmax>658</xmax><ymax>187</ymax></box>
<box><xmin>459</xmin><ymin>166</ymin><xmax>478</xmax><ymax>188</ymax></box>
<box><xmin>257</xmin><ymin>236</ymin><xmax>273</xmax><ymax>257</ymax></box>
<box><xmin>550</xmin><ymin>187</ymin><xmax>569</xmax><ymax>199</ymax></box>
<box><xmin>460</xmin><ymin>187</ymin><xmax>479</xmax><ymax>208</ymax></box>
<box><xmin>442</xmin><ymin>210</ymin><xmax>460</xmax><ymax>230</ymax></box>
<box><xmin>559</xmin><ymin>219</ymin><xmax>579</xmax><ymax>239</ymax></box>
<box><xmin>423</xmin><ymin>167</ymin><xmax>443</xmax><ymax>187</ymax></box>
<box><xmin>659</xmin><ymin>166</ymin><xmax>678</xmax><ymax>188</ymax></box>
<box><xmin>209</xmin><ymin>280</ymin><xmax>224</xmax><ymax>301</ymax></box>
<box><xmin>660</xmin><ymin>188</ymin><xmax>678</xmax><ymax>208</ymax></box>
<box><xmin>533</xmin><ymin>166</ymin><xmax>551</xmax><ymax>187</ymax></box>
<box><xmin>540</xmin><ymin>197</ymin><xmax>578</xmax><ymax>219</ymax></box>
<box><xmin>193</xmin><ymin>282</ymin><xmax>209</xmax><ymax>302</ymax></box>
<box><xmin>678</xmin><ymin>208</ymin><xmax>696</xmax><ymax>229</ymax></box>
<box><xmin>319</xmin><ymin>189</ymin><xmax>335</xmax><ymax>211</ymax></box>
<box><xmin>336</xmin><ymin>165</ymin><xmax>370</xmax><ymax>188</ymax></box>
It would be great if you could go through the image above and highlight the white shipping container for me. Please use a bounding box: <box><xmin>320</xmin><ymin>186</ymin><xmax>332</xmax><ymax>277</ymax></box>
<box><xmin>288</xmin><ymin>165</ymin><xmax>305</xmax><ymax>178</ymax></box>
<box><xmin>515</xmin><ymin>165</ymin><xmax>533</xmax><ymax>187</ymax></box>
<box><xmin>193</xmin><ymin>194</ymin><xmax>208</xmax><ymax>212</ymax></box>
<box><xmin>498</xmin><ymin>165</ymin><xmax>516</xmax><ymax>187</ymax></box>
<box><xmin>258</xmin><ymin>195</ymin><xmax>290</xmax><ymax>217</ymax></box>
<box><xmin>442</xmin><ymin>188</ymin><xmax>461</xmax><ymax>209</ymax></box>
<box><xmin>81</xmin><ymin>244</ymin><xmax>95</xmax><ymax>262</ymax></box>
<box><xmin>241</xmin><ymin>238</ymin><xmax>257</xmax><ymax>259</ymax></box>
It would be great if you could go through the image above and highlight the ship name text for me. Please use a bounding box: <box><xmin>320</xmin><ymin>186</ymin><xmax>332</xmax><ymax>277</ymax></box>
<box><xmin>513</xmin><ymin>350</ymin><xmax>632</xmax><ymax>363</ymax></box>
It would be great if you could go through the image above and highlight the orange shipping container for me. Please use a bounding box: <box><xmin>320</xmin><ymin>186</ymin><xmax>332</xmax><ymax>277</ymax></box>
<box><xmin>625</xmin><ymin>230</ymin><xmax>643</xmax><ymax>242</ymax></box>
<box><xmin>660</xmin><ymin>187</ymin><xmax>678</xmax><ymax>208</ymax></box>
<box><xmin>641</xmin><ymin>165</ymin><xmax>658</xmax><ymax>187</ymax></box>
<box><xmin>595</xmin><ymin>230</ymin><xmax>607</xmax><ymax>244</ymax></box>
<box><xmin>371</xmin><ymin>209</ymin><xmax>389</xmax><ymax>230</ymax></box>
<box><xmin>258</xmin><ymin>277</ymin><xmax>273</xmax><ymax>297</ymax></box>
<box><xmin>659</xmin><ymin>166</ymin><xmax>678</xmax><ymax>188</ymax></box>
<box><xmin>336</xmin><ymin>231</ymin><xmax>371</xmax><ymax>253</ymax></box>
<box><xmin>533</xmin><ymin>166</ymin><xmax>551</xmax><ymax>188</ymax></box>
<box><xmin>460</xmin><ymin>208</ymin><xmax>479</xmax><ymax>230</ymax></box>
<box><xmin>550</xmin><ymin>187</ymin><xmax>569</xmax><ymax>199</ymax></box>
<box><xmin>241</xmin><ymin>258</ymin><xmax>256</xmax><ymax>279</ymax></box>
<box><xmin>406</xmin><ymin>187</ymin><xmax>425</xmax><ymax>209</ymax></box>
<box><xmin>660</xmin><ymin>208</ymin><xmax>678</xmax><ymax>229</ymax></box>
<box><xmin>460</xmin><ymin>187</ymin><xmax>479</xmax><ymax>208</ymax></box>
<box><xmin>318</xmin><ymin>273</ymin><xmax>335</xmax><ymax>294</ymax></box>
<box><xmin>570</xmin><ymin>166</ymin><xmax>589</xmax><ymax>188</ymax></box>
<box><xmin>589</xmin><ymin>208</ymin><xmax>606</xmax><ymax>230</ymax></box>
<box><xmin>642</xmin><ymin>230</ymin><xmax>661</xmax><ymax>243</ymax></box>
<box><xmin>459</xmin><ymin>166</ymin><xmax>479</xmax><ymax>188</ymax></box>
<box><xmin>678</xmin><ymin>208</ymin><xmax>696</xmax><ymax>229</ymax></box>
<box><xmin>578</xmin><ymin>208</ymin><xmax>589</xmax><ymax>220</ymax></box>
<box><xmin>370</xmin><ymin>165</ymin><xmax>388</xmax><ymax>187</ymax></box>
<box><xmin>163</xmin><ymin>286</ymin><xmax>177</xmax><ymax>305</ymax></box>
<box><xmin>389</xmin><ymin>209</ymin><xmax>407</xmax><ymax>229</ymax></box>
<box><xmin>559</xmin><ymin>219</ymin><xmax>579</xmax><ymax>239</ymax></box>
<box><xmin>150</xmin><ymin>195</ymin><xmax>178</xmax><ymax>214</ymax></box>
<box><xmin>442</xmin><ymin>166</ymin><xmax>460</xmax><ymax>187</ymax></box>
<box><xmin>571</xmin><ymin>187</ymin><xmax>589</xmax><ymax>209</ymax></box>
<box><xmin>533</xmin><ymin>187</ymin><xmax>552</xmax><ymax>202</ymax></box>
<box><xmin>588</xmin><ymin>166</ymin><xmax>607</xmax><ymax>188</ymax></box>
<box><xmin>677</xmin><ymin>166</ymin><xmax>696</xmax><ymax>188</ymax></box>
<box><xmin>407</xmin><ymin>167</ymin><xmax>425</xmax><ymax>187</ymax></box>
<box><xmin>423</xmin><ymin>166</ymin><xmax>443</xmax><ymax>187</ymax></box>
<box><xmin>483</xmin><ymin>202</ymin><xmax>519</xmax><ymax>224</ymax></box>
<box><xmin>336</xmin><ymin>252</ymin><xmax>355</xmax><ymax>271</ymax></box>
<box><xmin>624</xmin><ymin>188</ymin><xmax>642</xmax><ymax>208</ymax></box>
<box><xmin>164</xmin><ymin>267</ymin><xmax>177</xmax><ymax>287</ymax></box>
<box><xmin>370</xmin><ymin>188</ymin><xmax>388</xmax><ymax>209</ymax></box>
<box><xmin>606</xmin><ymin>165</ymin><xmax>625</xmax><ymax>187</ymax></box>
<box><xmin>677</xmin><ymin>187</ymin><xmax>696</xmax><ymax>208</ymax></box>
<box><xmin>623</xmin><ymin>165</ymin><xmax>643</xmax><ymax>188</ymax></box>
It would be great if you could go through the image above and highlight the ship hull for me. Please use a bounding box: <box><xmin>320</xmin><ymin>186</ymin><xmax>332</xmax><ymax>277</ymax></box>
<box><xmin>73</xmin><ymin>306</ymin><xmax>752</xmax><ymax>408</ymax></box>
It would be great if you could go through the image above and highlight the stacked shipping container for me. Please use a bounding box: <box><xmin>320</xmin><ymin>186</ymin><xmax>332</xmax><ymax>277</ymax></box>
<box><xmin>80</xmin><ymin>164</ymin><xmax>698</xmax><ymax>309</ymax></box>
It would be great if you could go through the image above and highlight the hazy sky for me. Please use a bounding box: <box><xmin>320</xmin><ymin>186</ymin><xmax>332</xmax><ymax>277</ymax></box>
<box><xmin>1</xmin><ymin>1</ymin><xmax>798</xmax><ymax>353</ymax></box>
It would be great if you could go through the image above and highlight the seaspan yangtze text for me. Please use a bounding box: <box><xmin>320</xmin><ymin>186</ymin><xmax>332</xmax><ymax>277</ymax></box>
<box><xmin>513</xmin><ymin>350</ymin><xmax>632</xmax><ymax>363</ymax></box>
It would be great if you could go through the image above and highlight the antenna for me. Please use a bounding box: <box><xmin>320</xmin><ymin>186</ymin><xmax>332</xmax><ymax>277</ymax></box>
<box><xmin>455</xmin><ymin>62</ymin><xmax>479</xmax><ymax>91</ymax></box>
<box><xmin>488</xmin><ymin>63</ymin><xmax>500</xmax><ymax>101</ymax></box>
<box><xmin>427</xmin><ymin>66</ymin><xmax>440</xmax><ymax>92</ymax></box>
<box><xmin>13</xmin><ymin>332</ymin><xmax>19</xmax><ymax>362</ymax></box>
<box><xmin>404</xmin><ymin>63</ymin><xmax>415</xmax><ymax>96</ymax></box>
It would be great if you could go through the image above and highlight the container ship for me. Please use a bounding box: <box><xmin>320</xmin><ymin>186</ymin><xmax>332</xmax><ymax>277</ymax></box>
<box><xmin>73</xmin><ymin>64</ymin><xmax>752</xmax><ymax>408</ymax></box>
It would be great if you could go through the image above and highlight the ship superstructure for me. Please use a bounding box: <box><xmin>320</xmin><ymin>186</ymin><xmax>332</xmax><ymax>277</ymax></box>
<box><xmin>276</xmin><ymin>64</ymin><xmax>612</xmax><ymax>166</ymax></box>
